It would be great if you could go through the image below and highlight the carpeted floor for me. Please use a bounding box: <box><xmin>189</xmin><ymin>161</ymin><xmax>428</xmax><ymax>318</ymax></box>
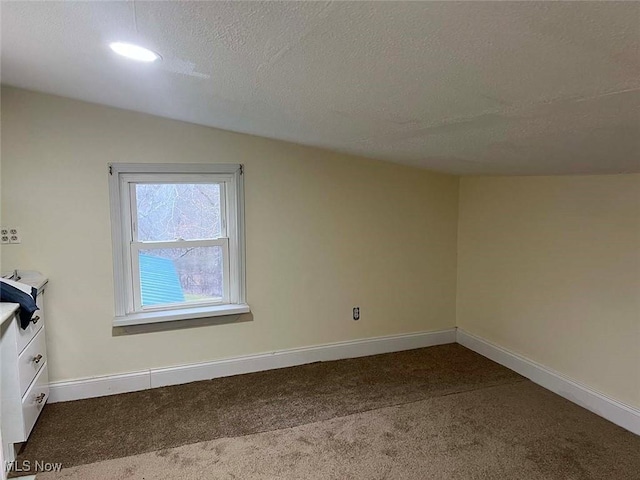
<box><xmin>13</xmin><ymin>344</ymin><xmax>640</xmax><ymax>479</ymax></box>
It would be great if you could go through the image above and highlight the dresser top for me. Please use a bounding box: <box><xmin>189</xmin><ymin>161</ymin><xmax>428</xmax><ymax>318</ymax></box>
<box><xmin>1</xmin><ymin>271</ymin><xmax>48</xmax><ymax>326</ymax></box>
<box><xmin>0</xmin><ymin>303</ymin><xmax>19</xmax><ymax>326</ymax></box>
<box><xmin>15</xmin><ymin>271</ymin><xmax>48</xmax><ymax>292</ymax></box>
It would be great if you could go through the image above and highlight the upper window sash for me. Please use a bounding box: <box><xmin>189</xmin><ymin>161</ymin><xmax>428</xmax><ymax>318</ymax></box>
<box><xmin>121</xmin><ymin>173</ymin><xmax>232</xmax><ymax>243</ymax></box>
<box><xmin>127</xmin><ymin>182</ymin><xmax>228</xmax><ymax>243</ymax></box>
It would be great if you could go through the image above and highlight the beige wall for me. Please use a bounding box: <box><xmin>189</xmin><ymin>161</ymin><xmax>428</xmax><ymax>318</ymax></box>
<box><xmin>0</xmin><ymin>87</ymin><xmax>459</xmax><ymax>383</ymax></box>
<box><xmin>457</xmin><ymin>175</ymin><xmax>640</xmax><ymax>408</ymax></box>
<box><xmin>3</xmin><ymin>87</ymin><xmax>638</xmax><ymax>411</ymax></box>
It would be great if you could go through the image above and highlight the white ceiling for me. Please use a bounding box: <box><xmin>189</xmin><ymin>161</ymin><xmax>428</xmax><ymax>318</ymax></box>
<box><xmin>2</xmin><ymin>1</ymin><xmax>639</xmax><ymax>175</ymax></box>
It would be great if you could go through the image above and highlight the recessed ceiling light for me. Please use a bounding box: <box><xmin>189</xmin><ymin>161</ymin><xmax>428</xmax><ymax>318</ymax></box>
<box><xmin>109</xmin><ymin>42</ymin><xmax>161</xmax><ymax>62</ymax></box>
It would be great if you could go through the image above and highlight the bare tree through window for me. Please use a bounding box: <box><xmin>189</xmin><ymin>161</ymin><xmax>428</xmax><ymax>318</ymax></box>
<box><xmin>135</xmin><ymin>183</ymin><xmax>224</xmax><ymax>305</ymax></box>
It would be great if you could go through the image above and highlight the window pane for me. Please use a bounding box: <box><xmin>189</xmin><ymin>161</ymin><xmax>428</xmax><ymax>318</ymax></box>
<box><xmin>139</xmin><ymin>247</ymin><xmax>223</xmax><ymax>307</ymax></box>
<box><xmin>136</xmin><ymin>183</ymin><xmax>222</xmax><ymax>241</ymax></box>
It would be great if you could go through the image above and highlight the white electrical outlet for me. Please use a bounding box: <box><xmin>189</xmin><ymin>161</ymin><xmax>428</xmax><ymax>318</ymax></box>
<box><xmin>0</xmin><ymin>227</ymin><xmax>9</xmax><ymax>244</ymax></box>
<box><xmin>7</xmin><ymin>227</ymin><xmax>21</xmax><ymax>244</ymax></box>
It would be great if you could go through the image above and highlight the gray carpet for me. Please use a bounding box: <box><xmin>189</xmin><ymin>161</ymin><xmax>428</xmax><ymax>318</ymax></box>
<box><xmin>13</xmin><ymin>344</ymin><xmax>640</xmax><ymax>479</ymax></box>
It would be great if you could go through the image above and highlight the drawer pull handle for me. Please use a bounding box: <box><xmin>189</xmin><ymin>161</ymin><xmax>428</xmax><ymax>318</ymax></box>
<box><xmin>35</xmin><ymin>393</ymin><xmax>46</xmax><ymax>404</ymax></box>
<box><xmin>33</xmin><ymin>354</ymin><xmax>43</xmax><ymax>364</ymax></box>
<box><xmin>31</xmin><ymin>315</ymin><xmax>41</xmax><ymax>324</ymax></box>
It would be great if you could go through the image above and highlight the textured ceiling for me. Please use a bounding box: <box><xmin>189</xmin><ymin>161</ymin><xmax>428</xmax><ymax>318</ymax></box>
<box><xmin>2</xmin><ymin>1</ymin><xmax>639</xmax><ymax>175</ymax></box>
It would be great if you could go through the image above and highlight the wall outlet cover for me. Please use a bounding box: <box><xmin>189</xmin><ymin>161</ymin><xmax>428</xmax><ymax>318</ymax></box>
<box><xmin>4</xmin><ymin>227</ymin><xmax>21</xmax><ymax>244</ymax></box>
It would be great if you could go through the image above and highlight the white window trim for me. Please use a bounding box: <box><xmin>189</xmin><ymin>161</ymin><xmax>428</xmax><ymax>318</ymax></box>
<box><xmin>108</xmin><ymin>163</ymin><xmax>248</xmax><ymax>327</ymax></box>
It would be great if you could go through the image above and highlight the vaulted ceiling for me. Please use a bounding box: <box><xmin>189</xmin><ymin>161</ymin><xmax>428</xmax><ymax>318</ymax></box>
<box><xmin>2</xmin><ymin>1</ymin><xmax>639</xmax><ymax>175</ymax></box>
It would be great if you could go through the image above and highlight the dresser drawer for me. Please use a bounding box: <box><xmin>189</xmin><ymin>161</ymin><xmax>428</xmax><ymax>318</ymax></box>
<box><xmin>22</xmin><ymin>361</ymin><xmax>49</xmax><ymax>440</ymax></box>
<box><xmin>16</xmin><ymin>293</ymin><xmax>44</xmax><ymax>354</ymax></box>
<box><xmin>18</xmin><ymin>326</ymin><xmax>47</xmax><ymax>396</ymax></box>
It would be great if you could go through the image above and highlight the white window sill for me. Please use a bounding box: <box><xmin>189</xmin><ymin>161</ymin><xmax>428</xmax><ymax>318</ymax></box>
<box><xmin>113</xmin><ymin>304</ymin><xmax>251</xmax><ymax>327</ymax></box>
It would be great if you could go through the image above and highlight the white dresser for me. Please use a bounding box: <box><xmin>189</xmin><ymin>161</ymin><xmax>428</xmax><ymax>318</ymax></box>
<box><xmin>0</xmin><ymin>272</ymin><xmax>49</xmax><ymax>464</ymax></box>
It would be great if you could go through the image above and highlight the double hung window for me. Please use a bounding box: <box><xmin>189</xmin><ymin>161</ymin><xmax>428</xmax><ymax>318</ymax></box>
<box><xmin>109</xmin><ymin>163</ymin><xmax>247</xmax><ymax>326</ymax></box>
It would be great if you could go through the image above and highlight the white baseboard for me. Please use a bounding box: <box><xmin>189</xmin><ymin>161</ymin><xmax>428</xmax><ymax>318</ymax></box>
<box><xmin>47</xmin><ymin>327</ymin><xmax>640</xmax><ymax>437</ymax></box>
<box><xmin>456</xmin><ymin>328</ymin><xmax>640</xmax><ymax>436</ymax></box>
<box><xmin>48</xmin><ymin>371</ymin><xmax>150</xmax><ymax>403</ymax></box>
<box><xmin>151</xmin><ymin>328</ymin><xmax>456</xmax><ymax>387</ymax></box>
<box><xmin>48</xmin><ymin>328</ymin><xmax>456</xmax><ymax>403</ymax></box>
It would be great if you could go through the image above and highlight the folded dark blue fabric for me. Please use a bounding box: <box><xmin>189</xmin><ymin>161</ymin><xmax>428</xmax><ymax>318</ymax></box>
<box><xmin>0</xmin><ymin>278</ymin><xmax>39</xmax><ymax>329</ymax></box>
